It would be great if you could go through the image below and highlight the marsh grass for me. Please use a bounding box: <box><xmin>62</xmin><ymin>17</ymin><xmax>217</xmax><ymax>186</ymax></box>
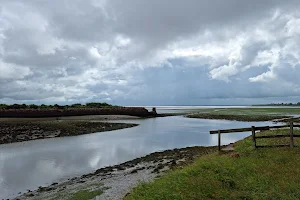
<box><xmin>187</xmin><ymin>113</ymin><xmax>287</xmax><ymax>121</ymax></box>
<box><xmin>194</xmin><ymin>107</ymin><xmax>300</xmax><ymax>115</ymax></box>
<box><xmin>186</xmin><ymin>107</ymin><xmax>300</xmax><ymax>122</ymax></box>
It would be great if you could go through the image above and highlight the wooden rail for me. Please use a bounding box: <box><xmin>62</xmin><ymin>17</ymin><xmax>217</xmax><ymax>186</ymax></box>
<box><xmin>210</xmin><ymin>122</ymin><xmax>299</xmax><ymax>151</ymax></box>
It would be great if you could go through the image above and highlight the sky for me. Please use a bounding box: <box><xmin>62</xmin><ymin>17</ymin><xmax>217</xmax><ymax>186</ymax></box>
<box><xmin>0</xmin><ymin>0</ymin><xmax>300</xmax><ymax>106</ymax></box>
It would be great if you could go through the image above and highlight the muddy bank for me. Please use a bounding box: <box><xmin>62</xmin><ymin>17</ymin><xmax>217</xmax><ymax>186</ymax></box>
<box><xmin>14</xmin><ymin>146</ymin><xmax>218</xmax><ymax>200</ymax></box>
<box><xmin>187</xmin><ymin>113</ymin><xmax>291</xmax><ymax>122</ymax></box>
<box><xmin>0</xmin><ymin>114</ymin><xmax>142</xmax><ymax>122</ymax></box>
<box><xmin>274</xmin><ymin>117</ymin><xmax>300</xmax><ymax>123</ymax></box>
<box><xmin>0</xmin><ymin>120</ymin><xmax>137</xmax><ymax>145</ymax></box>
<box><xmin>0</xmin><ymin>107</ymin><xmax>154</xmax><ymax>118</ymax></box>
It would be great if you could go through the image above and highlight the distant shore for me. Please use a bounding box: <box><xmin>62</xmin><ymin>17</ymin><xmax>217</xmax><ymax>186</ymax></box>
<box><xmin>185</xmin><ymin>107</ymin><xmax>300</xmax><ymax>122</ymax></box>
<box><xmin>0</xmin><ymin>106</ymin><xmax>157</xmax><ymax>145</ymax></box>
<box><xmin>0</xmin><ymin>107</ymin><xmax>155</xmax><ymax>118</ymax></box>
<box><xmin>253</xmin><ymin>103</ymin><xmax>300</xmax><ymax>106</ymax></box>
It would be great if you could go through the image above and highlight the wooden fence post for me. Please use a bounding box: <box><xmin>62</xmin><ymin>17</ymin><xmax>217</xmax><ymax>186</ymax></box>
<box><xmin>290</xmin><ymin>121</ymin><xmax>294</xmax><ymax>148</ymax></box>
<box><xmin>251</xmin><ymin>126</ymin><xmax>256</xmax><ymax>149</ymax></box>
<box><xmin>218</xmin><ymin>130</ymin><xmax>221</xmax><ymax>151</ymax></box>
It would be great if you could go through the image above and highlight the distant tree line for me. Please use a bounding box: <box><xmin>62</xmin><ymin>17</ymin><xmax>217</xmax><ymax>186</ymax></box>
<box><xmin>255</xmin><ymin>102</ymin><xmax>300</xmax><ymax>106</ymax></box>
<box><xmin>0</xmin><ymin>102</ymin><xmax>115</xmax><ymax>110</ymax></box>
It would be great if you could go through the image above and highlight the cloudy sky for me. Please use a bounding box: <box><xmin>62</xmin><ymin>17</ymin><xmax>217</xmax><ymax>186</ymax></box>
<box><xmin>0</xmin><ymin>0</ymin><xmax>300</xmax><ymax>106</ymax></box>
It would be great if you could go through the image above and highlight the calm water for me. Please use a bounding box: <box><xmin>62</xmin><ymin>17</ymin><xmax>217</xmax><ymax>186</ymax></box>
<box><xmin>0</xmin><ymin>114</ymin><xmax>274</xmax><ymax>198</ymax></box>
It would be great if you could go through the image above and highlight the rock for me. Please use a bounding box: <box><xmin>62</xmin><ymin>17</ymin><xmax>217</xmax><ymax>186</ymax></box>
<box><xmin>37</xmin><ymin>186</ymin><xmax>53</xmax><ymax>192</ymax></box>
<box><xmin>152</xmin><ymin>163</ymin><xmax>165</xmax><ymax>173</ymax></box>
<box><xmin>130</xmin><ymin>169</ymin><xmax>138</xmax><ymax>174</ymax></box>
<box><xmin>169</xmin><ymin>160</ymin><xmax>177</xmax><ymax>167</ymax></box>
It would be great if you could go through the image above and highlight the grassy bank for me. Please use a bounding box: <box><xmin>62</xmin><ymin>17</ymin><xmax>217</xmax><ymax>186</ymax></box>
<box><xmin>126</xmin><ymin>129</ymin><xmax>300</xmax><ymax>200</ymax></box>
<box><xmin>186</xmin><ymin>107</ymin><xmax>300</xmax><ymax>122</ymax></box>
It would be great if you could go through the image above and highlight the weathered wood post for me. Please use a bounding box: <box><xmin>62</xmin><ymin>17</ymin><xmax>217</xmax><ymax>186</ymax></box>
<box><xmin>290</xmin><ymin>121</ymin><xmax>294</xmax><ymax>148</ymax></box>
<box><xmin>218</xmin><ymin>130</ymin><xmax>221</xmax><ymax>151</ymax></box>
<box><xmin>251</xmin><ymin>126</ymin><xmax>256</xmax><ymax>149</ymax></box>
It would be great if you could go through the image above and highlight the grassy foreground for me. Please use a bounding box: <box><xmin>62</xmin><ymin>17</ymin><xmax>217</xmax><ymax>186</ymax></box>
<box><xmin>126</xmin><ymin>129</ymin><xmax>300</xmax><ymax>200</ymax></box>
<box><xmin>187</xmin><ymin>107</ymin><xmax>300</xmax><ymax>122</ymax></box>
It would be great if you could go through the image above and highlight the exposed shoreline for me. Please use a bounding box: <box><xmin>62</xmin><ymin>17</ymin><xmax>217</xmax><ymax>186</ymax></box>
<box><xmin>0</xmin><ymin>115</ymin><xmax>139</xmax><ymax>145</ymax></box>
<box><xmin>13</xmin><ymin>146</ymin><xmax>218</xmax><ymax>200</ymax></box>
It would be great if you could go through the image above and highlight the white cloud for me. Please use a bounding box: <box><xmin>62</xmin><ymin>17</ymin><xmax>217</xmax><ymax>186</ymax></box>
<box><xmin>0</xmin><ymin>60</ymin><xmax>31</xmax><ymax>80</ymax></box>
<box><xmin>89</xmin><ymin>47</ymin><xmax>102</xmax><ymax>59</ymax></box>
<box><xmin>209</xmin><ymin>64</ymin><xmax>239</xmax><ymax>82</ymax></box>
<box><xmin>249</xmin><ymin>71</ymin><xmax>276</xmax><ymax>82</ymax></box>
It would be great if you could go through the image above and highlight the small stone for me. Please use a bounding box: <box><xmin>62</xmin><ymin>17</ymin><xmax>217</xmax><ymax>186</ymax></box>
<box><xmin>130</xmin><ymin>169</ymin><xmax>138</xmax><ymax>174</ymax></box>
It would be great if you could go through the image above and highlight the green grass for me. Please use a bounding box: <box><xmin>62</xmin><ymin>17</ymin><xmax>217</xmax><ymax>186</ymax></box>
<box><xmin>126</xmin><ymin>129</ymin><xmax>300</xmax><ymax>200</ymax></box>
<box><xmin>186</xmin><ymin>107</ymin><xmax>300</xmax><ymax>122</ymax></box>
<box><xmin>190</xmin><ymin>107</ymin><xmax>300</xmax><ymax>115</ymax></box>
<box><xmin>69</xmin><ymin>189</ymin><xmax>103</xmax><ymax>200</ymax></box>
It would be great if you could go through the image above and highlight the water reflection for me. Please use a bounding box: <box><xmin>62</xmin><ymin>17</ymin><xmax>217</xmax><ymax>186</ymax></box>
<box><xmin>0</xmin><ymin>116</ymin><xmax>273</xmax><ymax>198</ymax></box>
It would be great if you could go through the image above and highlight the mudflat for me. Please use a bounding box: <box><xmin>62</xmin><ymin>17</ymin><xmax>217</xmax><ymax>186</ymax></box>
<box><xmin>0</xmin><ymin>115</ymin><xmax>139</xmax><ymax>145</ymax></box>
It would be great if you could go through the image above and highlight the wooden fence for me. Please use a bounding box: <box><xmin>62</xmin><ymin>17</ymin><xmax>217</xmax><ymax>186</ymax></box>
<box><xmin>210</xmin><ymin>122</ymin><xmax>300</xmax><ymax>151</ymax></box>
